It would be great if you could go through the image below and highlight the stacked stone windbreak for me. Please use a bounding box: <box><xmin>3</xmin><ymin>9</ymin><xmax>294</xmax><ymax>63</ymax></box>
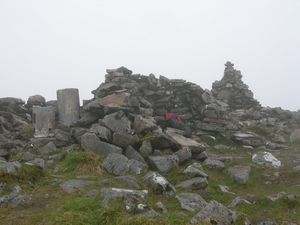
<box><xmin>212</xmin><ymin>62</ymin><xmax>261</xmax><ymax>110</ymax></box>
<box><xmin>91</xmin><ymin>67</ymin><xmax>228</xmax><ymax>131</ymax></box>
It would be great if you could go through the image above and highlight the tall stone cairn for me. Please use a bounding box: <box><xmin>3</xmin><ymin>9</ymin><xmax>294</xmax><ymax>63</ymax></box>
<box><xmin>212</xmin><ymin>61</ymin><xmax>261</xmax><ymax>110</ymax></box>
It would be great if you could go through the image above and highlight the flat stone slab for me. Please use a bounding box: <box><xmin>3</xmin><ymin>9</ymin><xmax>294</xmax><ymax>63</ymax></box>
<box><xmin>165</xmin><ymin>128</ymin><xmax>207</xmax><ymax>154</ymax></box>
<box><xmin>228</xmin><ymin>166</ymin><xmax>251</xmax><ymax>184</ymax></box>
<box><xmin>60</xmin><ymin>179</ymin><xmax>94</xmax><ymax>193</ymax></box>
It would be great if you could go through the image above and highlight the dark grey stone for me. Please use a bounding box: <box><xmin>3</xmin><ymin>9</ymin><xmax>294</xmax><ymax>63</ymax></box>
<box><xmin>81</xmin><ymin>133</ymin><xmax>122</xmax><ymax>157</ymax></box>
<box><xmin>176</xmin><ymin>193</ymin><xmax>207</xmax><ymax>212</ymax></box>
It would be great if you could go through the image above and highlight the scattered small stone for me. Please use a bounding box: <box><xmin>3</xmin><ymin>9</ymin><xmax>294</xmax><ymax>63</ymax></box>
<box><xmin>228</xmin><ymin>196</ymin><xmax>252</xmax><ymax>208</ymax></box>
<box><xmin>219</xmin><ymin>185</ymin><xmax>236</xmax><ymax>195</ymax></box>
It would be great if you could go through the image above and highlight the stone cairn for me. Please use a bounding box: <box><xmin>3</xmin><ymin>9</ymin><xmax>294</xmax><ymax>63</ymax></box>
<box><xmin>212</xmin><ymin>61</ymin><xmax>261</xmax><ymax>110</ymax></box>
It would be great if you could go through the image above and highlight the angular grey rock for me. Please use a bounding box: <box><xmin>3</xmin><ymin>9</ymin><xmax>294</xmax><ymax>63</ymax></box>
<box><xmin>113</xmin><ymin>132</ymin><xmax>139</xmax><ymax>149</ymax></box>
<box><xmin>143</xmin><ymin>171</ymin><xmax>176</xmax><ymax>194</ymax></box>
<box><xmin>81</xmin><ymin>133</ymin><xmax>122</xmax><ymax>157</ymax></box>
<box><xmin>174</xmin><ymin>147</ymin><xmax>192</xmax><ymax>164</ymax></box>
<box><xmin>102</xmin><ymin>153</ymin><xmax>130</xmax><ymax>176</ymax></box>
<box><xmin>193</xmin><ymin>151</ymin><xmax>208</xmax><ymax>161</ymax></box>
<box><xmin>190</xmin><ymin>200</ymin><xmax>238</xmax><ymax>225</ymax></box>
<box><xmin>89</xmin><ymin>124</ymin><xmax>112</xmax><ymax>142</ymax></box>
<box><xmin>139</xmin><ymin>141</ymin><xmax>152</xmax><ymax>158</ymax></box>
<box><xmin>125</xmin><ymin>146</ymin><xmax>146</xmax><ymax>164</ymax></box>
<box><xmin>102</xmin><ymin>111</ymin><xmax>131</xmax><ymax>133</ymax></box>
<box><xmin>252</xmin><ymin>151</ymin><xmax>281</xmax><ymax>168</ymax></box>
<box><xmin>203</xmin><ymin>158</ymin><xmax>225</xmax><ymax>170</ymax></box>
<box><xmin>128</xmin><ymin>159</ymin><xmax>148</xmax><ymax>175</ymax></box>
<box><xmin>39</xmin><ymin>142</ymin><xmax>57</xmax><ymax>155</ymax></box>
<box><xmin>228</xmin><ymin>166</ymin><xmax>251</xmax><ymax>184</ymax></box>
<box><xmin>148</xmin><ymin>155</ymin><xmax>179</xmax><ymax>173</ymax></box>
<box><xmin>57</xmin><ymin>88</ymin><xmax>80</xmax><ymax>127</ymax></box>
<box><xmin>176</xmin><ymin>193</ymin><xmax>207</xmax><ymax>212</ymax></box>
<box><xmin>21</xmin><ymin>152</ymin><xmax>36</xmax><ymax>162</ymax></box>
<box><xmin>183</xmin><ymin>163</ymin><xmax>208</xmax><ymax>178</ymax></box>
<box><xmin>176</xmin><ymin>177</ymin><xmax>208</xmax><ymax>191</ymax></box>
<box><xmin>60</xmin><ymin>179</ymin><xmax>94</xmax><ymax>193</ymax></box>
<box><xmin>133</xmin><ymin>115</ymin><xmax>158</xmax><ymax>134</ymax></box>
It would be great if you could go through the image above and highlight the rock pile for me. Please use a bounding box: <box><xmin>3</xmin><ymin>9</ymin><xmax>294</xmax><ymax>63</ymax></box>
<box><xmin>212</xmin><ymin>61</ymin><xmax>261</xmax><ymax>110</ymax></box>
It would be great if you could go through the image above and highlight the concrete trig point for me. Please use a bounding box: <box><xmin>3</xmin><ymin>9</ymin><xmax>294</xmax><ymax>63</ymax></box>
<box><xmin>57</xmin><ymin>88</ymin><xmax>80</xmax><ymax>126</ymax></box>
<box><xmin>32</xmin><ymin>106</ymin><xmax>55</xmax><ymax>138</ymax></box>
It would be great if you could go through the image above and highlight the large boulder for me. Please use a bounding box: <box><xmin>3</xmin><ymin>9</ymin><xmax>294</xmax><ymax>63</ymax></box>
<box><xmin>190</xmin><ymin>200</ymin><xmax>238</xmax><ymax>225</ymax></box>
<box><xmin>81</xmin><ymin>133</ymin><xmax>122</xmax><ymax>157</ymax></box>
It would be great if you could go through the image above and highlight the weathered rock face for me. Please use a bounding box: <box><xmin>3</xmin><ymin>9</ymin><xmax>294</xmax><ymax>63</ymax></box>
<box><xmin>212</xmin><ymin>61</ymin><xmax>261</xmax><ymax>110</ymax></box>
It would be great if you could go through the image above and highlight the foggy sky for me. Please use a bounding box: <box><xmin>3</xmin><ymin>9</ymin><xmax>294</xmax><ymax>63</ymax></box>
<box><xmin>0</xmin><ymin>0</ymin><xmax>299</xmax><ymax>110</ymax></box>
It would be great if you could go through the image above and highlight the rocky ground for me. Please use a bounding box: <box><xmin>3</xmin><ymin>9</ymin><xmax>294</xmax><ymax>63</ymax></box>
<box><xmin>0</xmin><ymin>63</ymin><xmax>300</xmax><ymax>225</ymax></box>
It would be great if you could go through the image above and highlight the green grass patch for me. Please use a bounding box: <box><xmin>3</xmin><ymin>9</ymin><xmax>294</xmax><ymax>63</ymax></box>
<box><xmin>63</xmin><ymin>151</ymin><xmax>102</xmax><ymax>176</ymax></box>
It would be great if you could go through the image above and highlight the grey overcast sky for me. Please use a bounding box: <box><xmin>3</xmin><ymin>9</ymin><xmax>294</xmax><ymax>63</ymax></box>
<box><xmin>0</xmin><ymin>0</ymin><xmax>299</xmax><ymax>110</ymax></box>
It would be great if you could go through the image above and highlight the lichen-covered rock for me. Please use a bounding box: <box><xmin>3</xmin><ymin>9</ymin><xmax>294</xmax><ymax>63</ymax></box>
<box><xmin>143</xmin><ymin>171</ymin><xmax>175</xmax><ymax>194</ymax></box>
<box><xmin>252</xmin><ymin>151</ymin><xmax>281</xmax><ymax>168</ymax></box>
